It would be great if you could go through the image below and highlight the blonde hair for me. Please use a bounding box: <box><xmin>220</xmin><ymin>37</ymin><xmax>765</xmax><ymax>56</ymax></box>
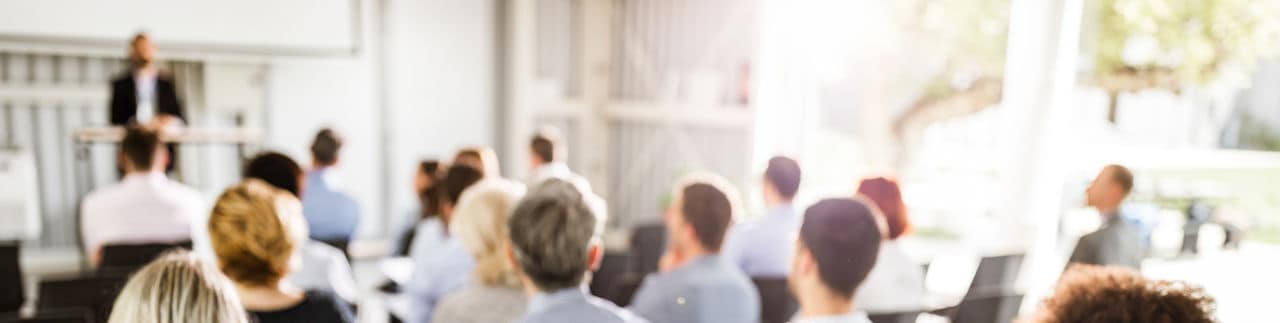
<box><xmin>108</xmin><ymin>251</ymin><xmax>249</xmax><ymax>323</ymax></box>
<box><xmin>454</xmin><ymin>146</ymin><xmax>502</xmax><ymax>178</ymax></box>
<box><xmin>208</xmin><ymin>179</ymin><xmax>308</xmax><ymax>287</ymax></box>
<box><xmin>450</xmin><ymin>181</ymin><xmax>526</xmax><ymax>288</ymax></box>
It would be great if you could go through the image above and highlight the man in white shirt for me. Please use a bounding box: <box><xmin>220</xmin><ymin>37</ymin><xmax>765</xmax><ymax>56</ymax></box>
<box><xmin>80</xmin><ymin>127</ymin><xmax>203</xmax><ymax>266</ymax></box>
<box><xmin>527</xmin><ymin>127</ymin><xmax>607</xmax><ymax>220</ymax></box>
<box><xmin>789</xmin><ymin>199</ymin><xmax>882</xmax><ymax>323</ymax></box>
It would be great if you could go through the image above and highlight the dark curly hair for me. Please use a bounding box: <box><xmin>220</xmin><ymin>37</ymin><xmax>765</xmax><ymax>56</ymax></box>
<box><xmin>1031</xmin><ymin>265</ymin><xmax>1217</xmax><ymax>323</ymax></box>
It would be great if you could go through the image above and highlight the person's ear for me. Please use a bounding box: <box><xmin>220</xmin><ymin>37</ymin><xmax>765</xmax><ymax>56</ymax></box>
<box><xmin>587</xmin><ymin>240</ymin><xmax>604</xmax><ymax>272</ymax></box>
<box><xmin>157</xmin><ymin>147</ymin><xmax>170</xmax><ymax>170</ymax></box>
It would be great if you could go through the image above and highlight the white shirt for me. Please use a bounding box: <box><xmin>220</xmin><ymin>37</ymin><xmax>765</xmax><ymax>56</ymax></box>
<box><xmin>290</xmin><ymin>240</ymin><xmax>360</xmax><ymax>304</ymax></box>
<box><xmin>855</xmin><ymin>241</ymin><xmax>926</xmax><ymax>312</ymax></box>
<box><xmin>793</xmin><ymin>311</ymin><xmax>873</xmax><ymax>323</ymax></box>
<box><xmin>80</xmin><ymin>172</ymin><xmax>204</xmax><ymax>265</ymax></box>
<box><xmin>134</xmin><ymin>70</ymin><xmax>158</xmax><ymax>123</ymax></box>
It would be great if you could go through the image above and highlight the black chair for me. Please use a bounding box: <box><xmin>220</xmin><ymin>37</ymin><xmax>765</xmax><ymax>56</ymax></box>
<box><xmin>751</xmin><ymin>278</ymin><xmax>798</xmax><ymax>323</ymax></box>
<box><xmin>628</xmin><ymin>224</ymin><xmax>666</xmax><ymax>275</ymax></box>
<box><xmin>868</xmin><ymin>311</ymin><xmax>921</xmax><ymax>323</ymax></box>
<box><xmin>951</xmin><ymin>288</ymin><xmax>1023</xmax><ymax>323</ymax></box>
<box><xmin>589</xmin><ymin>252</ymin><xmax>633</xmax><ymax>304</ymax></box>
<box><xmin>1</xmin><ymin>242</ymin><xmax>23</xmax><ymax>313</ymax></box>
<box><xmin>97</xmin><ymin>241</ymin><xmax>192</xmax><ymax>276</ymax></box>
<box><xmin>968</xmin><ymin>254</ymin><xmax>1024</xmax><ymax>291</ymax></box>
<box><xmin>1</xmin><ymin>308</ymin><xmax>93</xmax><ymax>323</ymax></box>
<box><xmin>37</xmin><ymin>276</ymin><xmax>128</xmax><ymax>323</ymax></box>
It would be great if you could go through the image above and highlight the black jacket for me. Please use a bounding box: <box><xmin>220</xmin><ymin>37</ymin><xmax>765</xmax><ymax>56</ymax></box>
<box><xmin>108</xmin><ymin>73</ymin><xmax>185</xmax><ymax>125</ymax></box>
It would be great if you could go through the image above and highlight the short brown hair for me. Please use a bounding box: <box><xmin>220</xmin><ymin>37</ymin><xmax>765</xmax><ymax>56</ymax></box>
<box><xmin>208</xmin><ymin>180</ymin><xmax>307</xmax><ymax>287</ymax></box>
<box><xmin>243</xmin><ymin>152</ymin><xmax>303</xmax><ymax>197</ymax></box>
<box><xmin>440</xmin><ymin>164</ymin><xmax>484</xmax><ymax>206</ymax></box>
<box><xmin>121</xmin><ymin>126</ymin><xmax>162</xmax><ymax>170</ymax></box>
<box><xmin>675</xmin><ymin>176</ymin><xmax>736</xmax><ymax>252</ymax></box>
<box><xmin>508</xmin><ymin>179</ymin><xmax>598</xmax><ymax>292</ymax></box>
<box><xmin>1031</xmin><ymin>265</ymin><xmax>1215</xmax><ymax>323</ymax></box>
<box><xmin>1104</xmin><ymin>164</ymin><xmax>1134</xmax><ymax>195</ymax></box>
<box><xmin>765</xmin><ymin>156</ymin><xmax>801</xmax><ymax>199</ymax></box>
<box><xmin>530</xmin><ymin>127</ymin><xmax>564</xmax><ymax>163</ymax></box>
<box><xmin>310</xmin><ymin>128</ymin><xmax>344</xmax><ymax>165</ymax></box>
<box><xmin>799</xmin><ymin>199</ymin><xmax>881</xmax><ymax>299</ymax></box>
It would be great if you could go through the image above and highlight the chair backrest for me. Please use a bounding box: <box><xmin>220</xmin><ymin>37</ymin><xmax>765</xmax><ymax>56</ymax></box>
<box><xmin>37</xmin><ymin>276</ymin><xmax>128</xmax><ymax>323</ymax></box>
<box><xmin>868</xmin><ymin>311</ymin><xmax>921</xmax><ymax>323</ymax></box>
<box><xmin>967</xmin><ymin>254</ymin><xmax>1023</xmax><ymax>292</ymax></box>
<box><xmin>751</xmin><ymin>277</ymin><xmax>798</xmax><ymax>323</ymax></box>
<box><xmin>628</xmin><ymin>224</ymin><xmax>667</xmax><ymax>274</ymax></box>
<box><xmin>10</xmin><ymin>308</ymin><xmax>93</xmax><ymax>323</ymax></box>
<box><xmin>589</xmin><ymin>252</ymin><xmax>633</xmax><ymax>305</ymax></box>
<box><xmin>97</xmin><ymin>241</ymin><xmax>192</xmax><ymax>276</ymax></box>
<box><xmin>0</xmin><ymin>242</ymin><xmax>22</xmax><ymax>313</ymax></box>
<box><xmin>952</xmin><ymin>289</ymin><xmax>1023</xmax><ymax>323</ymax></box>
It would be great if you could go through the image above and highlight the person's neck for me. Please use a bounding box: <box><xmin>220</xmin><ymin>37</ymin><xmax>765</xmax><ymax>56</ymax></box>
<box><xmin>764</xmin><ymin>198</ymin><xmax>792</xmax><ymax>210</ymax></box>
<box><xmin>1096</xmin><ymin>204</ymin><xmax>1120</xmax><ymax>217</ymax></box>
<box><xmin>798</xmin><ymin>292</ymin><xmax>854</xmax><ymax>319</ymax></box>
<box><xmin>673</xmin><ymin>243</ymin><xmax>713</xmax><ymax>268</ymax></box>
<box><xmin>124</xmin><ymin>169</ymin><xmax>162</xmax><ymax>178</ymax></box>
<box><xmin>312</xmin><ymin>163</ymin><xmax>332</xmax><ymax>172</ymax></box>
<box><xmin>134</xmin><ymin>65</ymin><xmax>156</xmax><ymax>76</ymax></box>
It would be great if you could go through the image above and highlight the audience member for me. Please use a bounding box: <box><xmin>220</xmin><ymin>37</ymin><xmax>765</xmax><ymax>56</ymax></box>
<box><xmin>108</xmin><ymin>251</ymin><xmax>248</xmax><ymax>323</ymax></box>
<box><xmin>209</xmin><ymin>180</ymin><xmax>354</xmax><ymax>323</ymax></box>
<box><xmin>454</xmin><ymin>146</ymin><xmax>502</xmax><ymax>178</ymax></box>
<box><xmin>507</xmin><ymin>179</ymin><xmax>647</xmax><ymax>323</ymax></box>
<box><xmin>392</xmin><ymin>160</ymin><xmax>447</xmax><ymax>256</ymax></box>
<box><xmin>630</xmin><ymin>173</ymin><xmax>760</xmax><ymax>323</ymax></box>
<box><xmin>723</xmin><ymin>156</ymin><xmax>802</xmax><ymax>277</ymax></box>
<box><xmin>302</xmin><ymin>128</ymin><xmax>361</xmax><ymax>248</ymax></box>
<box><xmin>80</xmin><ymin>126</ymin><xmax>201</xmax><ymax>266</ymax></box>
<box><xmin>1027</xmin><ymin>265</ymin><xmax>1215</xmax><ymax>323</ymax></box>
<box><xmin>790</xmin><ymin>199</ymin><xmax>882</xmax><ymax>323</ymax></box>
<box><xmin>406</xmin><ymin>164</ymin><xmax>485</xmax><ymax>323</ymax></box>
<box><xmin>1069</xmin><ymin>164</ymin><xmax>1145</xmax><ymax>270</ymax></box>
<box><xmin>525</xmin><ymin>127</ymin><xmax>609</xmax><ymax>228</ymax></box>
<box><xmin>243</xmin><ymin>151</ymin><xmax>361</xmax><ymax>305</ymax></box>
<box><xmin>853</xmin><ymin>177</ymin><xmax>925</xmax><ymax>312</ymax></box>
<box><xmin>432</xmin><ymin>183</ymin><xmax>528</xmax><ymax>323</ymax></box>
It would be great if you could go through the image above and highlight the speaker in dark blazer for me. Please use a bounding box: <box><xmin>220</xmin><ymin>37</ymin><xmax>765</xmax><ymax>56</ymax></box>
<box><xmin>108</xmin><ymin>73</ymin><xmax>185</xmax><ymax>126</ymax></box>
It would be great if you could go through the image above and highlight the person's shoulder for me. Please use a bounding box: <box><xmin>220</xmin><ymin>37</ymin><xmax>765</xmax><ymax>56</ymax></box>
<box><xmin>302</xmin><ymin>289</ymin><xmax>349</xmax><ymax>313</ymax></box>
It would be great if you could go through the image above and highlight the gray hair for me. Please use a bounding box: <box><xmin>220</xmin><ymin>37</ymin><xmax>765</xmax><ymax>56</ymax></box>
<box><xmin>508</xmin><ymin>179</ymin><xmax>602</xmax><ymax>292</ymax></box>
<box><xmin>108</xmin><ymin>251</ymin><xmax>248</xmax><ymax>323</ymax></box>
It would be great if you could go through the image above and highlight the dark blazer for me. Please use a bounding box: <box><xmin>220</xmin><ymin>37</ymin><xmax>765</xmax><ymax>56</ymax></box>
<box><xmin>108</xmin><ymin>73</ymin><xmax>185</xmax><ymax>125</ymax></box>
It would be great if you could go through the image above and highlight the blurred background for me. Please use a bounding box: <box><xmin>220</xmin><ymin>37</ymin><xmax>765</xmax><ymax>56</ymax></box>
<box><xmin>1</xmin><ymin>0</ymin><xmax>1279</xmax><ymax>322</ymax></box>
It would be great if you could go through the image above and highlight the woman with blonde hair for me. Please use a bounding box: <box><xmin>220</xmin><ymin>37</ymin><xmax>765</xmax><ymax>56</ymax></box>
<box><xmin>209</xmin><ymin>179</ymin><xmax>354</xmax><ymax>323</ymax></box>
<box><xmin>431</xmin><ymin>182</ymin><xmax>528</xmax><ymax>323</ymax></box>
<box><xmin>108</xmin><ymin>251</ymin><xmax>248</xmax><ymax>323</ymax></box>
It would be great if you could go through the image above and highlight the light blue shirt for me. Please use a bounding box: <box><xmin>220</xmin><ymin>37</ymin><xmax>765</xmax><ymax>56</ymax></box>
<box><xmin>302</xmin><ymin>168</ymin><xmax>361</xmax><ymax>241</ymax></box>
<box><xmin>407</xmin><ymin>236</ymin><xmax>475</xmax><ymax>323</ymax></box>
<box><xmin>630</xmin><ymin>255</ymin><xmax>761</xmax><ymax>323</ymax></box>
<box><xmin>515</xmin><ymin>287</ymin><xmax>649</xmax><ymax>323</ymax></box>
<box><xmin>722</xmin><ymin>204</ymin><xmax>800</xmax><ymax>277</ymax></box>
<box><xmin>793</xmin><ymin>312</ymin><xmax>873</xmax><ymax>323</ymax></box>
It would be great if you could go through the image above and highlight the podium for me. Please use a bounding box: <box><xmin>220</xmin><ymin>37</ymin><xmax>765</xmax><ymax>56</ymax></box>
<box><xmin>71</xmin><ymin>126</ymin><xmax>262</xmax><ymax>186</ymax></box>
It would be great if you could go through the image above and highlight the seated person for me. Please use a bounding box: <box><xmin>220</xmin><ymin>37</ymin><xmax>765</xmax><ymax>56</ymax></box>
<box><xmin>508</xmin><ymin>179</ymin><xmax>648</xmax><ymax>323</ymax></box>
<box><xmin>392</xmin><ymin>160</ymin><xmax>446</xmax><ymax>257</ymax></box>
<box><xmin>243</xmin><ymin>151</ymin><xmax>360</xmax><ymax>305</ymax></box>
<box><xmin>81</xmin><ymin>126</ymin><xmax>202</xmax><ymax>266</ymax></box>
<box><xmin>723</xmin><ymin>156</ymin><xmax>803</xmax><ymax>277</ymax></box>
<box><xmin>432</xmin><ymin>182</ymin><xmax>528</xmax><ymax>323</ymax></box>
<box><xmin>630</xmin><ymin>173</ymin><xmax>760</xmax><ymax>323</ymax></box>
<box><xmin>209</xmin><ymin>180</ymin><xmax>355</xmax><ymax>323</ymax></box>
<box><xmin>302</xmin><ymin>128</ymin><xmax>361</xmax><ymax>248</ymax></box>
<box><xmin>853</xmin><ymin>177</ymin><xmax>925</xmax><ymax>312</ymax></box>
<box><xmin>790</xmin><ymin>199</ymin><xmax>883</xmax><ymax>323</ymax></box>
<box><xmin>406</xmin><ymin>164</ymin><xmax>484</xmax><ymax>323</ymax></box>
<box><xmin>1069</xmin><ymin>164</ymin><xmax>1145</xmax><ymax>269</ymax></box>
<box><xmin>1027</xmin><ymin>265</ymin><xmax>1215</xmax><ymax>323</ymax></box>
<box><xmin>108</xmin><ymin>251</ymin><xmax>249</xmax><ymax>323</ymax></box>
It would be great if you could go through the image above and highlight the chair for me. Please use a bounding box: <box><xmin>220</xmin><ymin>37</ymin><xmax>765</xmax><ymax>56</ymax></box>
<box><xmin>951</xmin><ymin>288</ymin><xmax>1023</xmax><ymax>323</ymax></box>
<box><xmin>589</xmin><ymin>252</ymin><xmax>632</xmax><ymax>304</ymax></box>
<box><xmin>97</xmin><ymin>241</ymin><xmax>192</xmax><ymax>276</ymax></box>
<box><xmin>751</xmin><ymin>278</ymin><xmax>798</xmax><ymax>323</ymax></box>
<box><xmin>628</xmin><ymin>224</ymin><xmax>667</xmax><ymax>274</ymax></box>
<box><xmin>37</xmin><ymin>276</ymin><xmax>128</xmax><ymax>323</ymax></box>
<box><xmin>1</xmin><ymin>242</ymin><xmax>22</xmax><ymax>313</ymax></box>
<box><xmin>868</xmin><ymin>311</ymin><xmax>921</xmax><ymax>323</ymax></box>
<box><xmin>967</xmin><ymin>254</ymin><xmax>1024</xmax><ymax>292</ymax></box>
<box><xmin>1</xmin><ymin>308</ymin><xmax>93</xmax><ymax>323</ymax></box>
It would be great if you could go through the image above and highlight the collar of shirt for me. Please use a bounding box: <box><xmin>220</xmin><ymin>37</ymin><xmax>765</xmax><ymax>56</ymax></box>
<box><xmin>527</xmin><ymin>286</ymin><xmax>590</xmax><ymax>314</ymax></box>
<box><xmin>122</xmin><ymin>171</ymin><xmax>167</xmax><ymax>186</ymax></box>
<box><xmin>794</xmin><ymin>311</ymin><xmax>872</xmax><ymax>323</ymax></box>
<box><xmin>532</xmin><ymin>162</ymin><xmax>572</xmax><ymax>182</ymax></box>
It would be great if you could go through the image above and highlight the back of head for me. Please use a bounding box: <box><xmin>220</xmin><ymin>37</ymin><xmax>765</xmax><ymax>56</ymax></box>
<box><xmin>454</xmin><ymin>146</ymin><xmax>501</xmax><ymax>177</ymax></box>
<box><xmin>508</xmin><ymin>179</ymin><xmax>598</xmax><ymax>292</ymax></box>
<box><xmin>208</xmin><ymin>180</ymin><xmax>307</xmax><ymax>287</ymax></box>
<box><xmin>120</xmin><ymin>126</ymin><xmax>162</xmax><ymax>171</ymax></box>
<box><xmin>674</xmin><ymin>173</ymin><xmax>739</xmax><ymax>252</ymax></box>
<box><xmin>1032</xmin><ymin>265</ymin><xmax>1215</xmax><ymax>323</ymax></box>
<box><xmin>244</xmin><ymin>152</ymin><xmax>304</xmax><ymax>197</ymax></box>
<box><xmin>451</xmin><ymin>184</ymin><xmax>526</xmax><ymax>287</ymax></box>
<box><xmin>441</xmin><ymin>164</ymin><xmax>485</xmax><ymax>206</ymax></box>
<box><xmin>1104</xmin><ymin>164</ymin><xmax>1134</xmax><ymax>197</ymax></box>
<box><xmin>108</xmin><ymin>251</ymin><xmax>248</xmax><ymax>323</ymax></box>
<box><xmin>765</xmin><ymin>156</ymin><xmax>802</xmax><ymax>200</ymax></box>
<box><xmin>800</xmin><ymin>198</ymin><xmax>882</xmax><ymax>299</ymax></box>
<box><xmin>530</xmin><ymin>126</ymin><xmax>565</xmax><ymax>164</ymax></box>
<box><xmin>310</xmin><ymin>128</ymin><xmax>344</xmax><ymax>166</ymax></box>
<box><xmin>856</xmin><ymin>177</ymin><xmax>910</xmax><ymax>240</ymax></box>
